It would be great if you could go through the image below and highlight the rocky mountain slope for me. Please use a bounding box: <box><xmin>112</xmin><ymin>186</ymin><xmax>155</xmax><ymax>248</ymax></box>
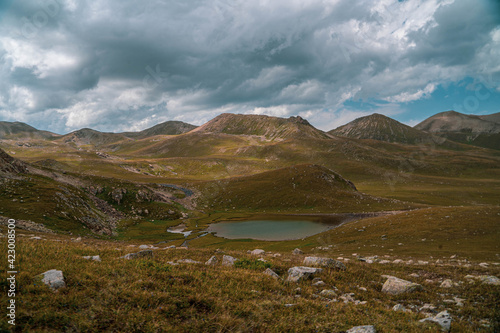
<box><xmin>192</xmin><ymin>113</ymin><xmax>329</xmax><ymax>140</ymax></box>
<box><xmin>329</xmin><ymin>113</ymin><xmax>431</xmax><ymax>144</ymax></box>
<box><xmin>0</xmin><ymin>121</ymin><xmax>58</xmax><ymax>140</ymax></box>
<box><xmin>415</xmin><ymin>111</ymin><xmax>500</xmax><ymax>150</ymax></box>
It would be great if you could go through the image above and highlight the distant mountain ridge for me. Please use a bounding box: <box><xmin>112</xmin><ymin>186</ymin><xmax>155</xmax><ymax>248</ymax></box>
<box><xmin>415</xmin><ymin>111</ymin><xmax>500</xmax><ymax>150</ymax></box>
<box><xmin>0</xmin><ymin>121</ymin><xmax>58</xmax><ymax>140</ymax></box>
<box><xmin>192</xmin><ymin>113</ymin><xmax>328</xmax><ymax>140</ymax></box>
<box><xmin>329</xmin><ymin>113</ymin><xmax>431</xmax><ymax>144</ymax></box>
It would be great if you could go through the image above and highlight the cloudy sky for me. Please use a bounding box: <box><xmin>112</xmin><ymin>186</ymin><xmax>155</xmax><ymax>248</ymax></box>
<box><xmin>1</xmin><ymin>0</ymin><xmax>499</xmax><ymax>134</ymax></box>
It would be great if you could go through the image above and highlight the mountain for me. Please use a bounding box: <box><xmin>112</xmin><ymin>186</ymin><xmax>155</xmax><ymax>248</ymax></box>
<box><xmin>328</xmin><ymin>113</ymin><xmax>430</xmax><ymax>144</ymax></box>
<box><xmin>478</xmin><ymin>112</ymin><xmax>500</xmax><ymax>124</ymax></box>
<box><xmin>415</xmin><ymin>111</ymin><xmax>500</xmax><ymax>134</ymax></box>
<box><xmin>192</xmin><ymin>113</ymin><xmax>329</xmax><ymax>140</ymax></box>
<box><xmin>0</xmin><ymin>121</ymin><xmax>58</xmax><ymax>140</ymax></box>
<box><xmin>60</xmin><ymin>128</ymin><xmax>130</xmax><ymax>147</ymax></box>
<box><xmin>121</xmin><ymin>121</ymin><xmax>197</xmax><ymax>139</ymax></box>
<box><xmin>415</xmin><ymin>111</ymin><xmax>500</xmax><ymax>150</ymax></box>
<box><xmin>0</xmin><ymin>148</ymin><xmax>28</xmax><ymax>175</ymax></box>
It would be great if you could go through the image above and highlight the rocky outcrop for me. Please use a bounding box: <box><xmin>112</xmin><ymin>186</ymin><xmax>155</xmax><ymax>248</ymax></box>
<box><xmin>286</xmin><ymin>266</ymin><xmax>323</xmax><ymax>283</ymax></box>
<box><xmin>382</xmin><ymin>276</ymin><xmax>422</xmax><ymax>295</ymax></box>
<box><xmin>346</xmin><ymin>325</ymin><xmax>376</xmax><ymax>333</ymax></box>
<box><xmin>121</xmin><ymin>250</ymin><xmax>153</xmax><ymax>260</ymax></box>
<box><xmin>40</xmin><ymin>270</ymin><xmax>66</xmax><ymax>290</ymax></box>
<box><xmin>222</xmin><ymin>255</ymin><xmax>238</xmax><ymax>267</ymax></box>
<box><xmin>205</xmin><ymin>256</ymin><xmax>218</xmax><ymax>265</ymax></box>
<box><xmin>420</xmin><ymin>310</ymin><xmax>452</xmax><ymax>331</ymax></box>
<box><xmin>263</xmin><ymin>268</ymin><xmax>280</xmax><ymax>279</ymax></box>
<box><xmin>303</xmin><ymin>257</ymin><xmax>346</xmax><ymax>270</ymax></box>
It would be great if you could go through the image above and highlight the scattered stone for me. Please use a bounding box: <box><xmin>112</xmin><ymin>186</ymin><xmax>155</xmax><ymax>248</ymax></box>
<box><xmin>312</xmin><ymin>280</ymin><xmax>326</xmax><ymax>287</ymax></box>
<box><xmin>31</xmin><ymin>236</ymin><xmax>42</xmax><ymax>240</ymax></box>
<box><xmin>393</xmin><ymin>259</ymin><xmax>404</xmax><ymax>264</ymax></box>
<box><xmin>177</xmin><ymin>259</ymin><xmax>202</xmax><ymax>264</ymax></box>
<box><xmin>286</xmin><ymin>266</ymin><xmax>323</xmax><ymax>283</ymax></box>
<box><xmin>392</xmin><ymin>304</ymin><xmax>405</xmax><ymax>312</ymax></box>
<box><xmin>382</xmin><ymin>276</ymin><xmax>423</xmax><ymax>295</ymax></box>
<box><xmin>477</xmin><ymin>275</ymin><xmax>500</xmax><ymax>285</ymax></box>
<box><xmin>40</xmin><ymin>269</ymin><xmax>66</xmax><ymax>290</ymax></box>
<box><xmin>205</xmin><ymin>256</ymin><xmax>218</xmax><ymax>265</ymax></box>
<box><xmin>346</xmin><ymin>325</ymin><xmax>376</xmax><ymax>333</ymax></box>
<box><xmin>409</xmin><ymin>273</ymin><xmax>420</xmax><ymax>278</ymax></box>
<box><xmin>303</xmin><ymin>257</ymin><xmax>346</xmax><ymax>270</ymax></box>
<box><xmin>250</xmin><ymin>249</ymin><xmax>265</xmax><ymax>256</ymax></box>
<box><xmin>419</xmin><ymin>310</ymin><xmax>452</xmax><ymax>331</ymax></box>
<box><xmin>122</xmin><ymin>250</ymin><xmax>153</xmax><ymax>260</ymax></box>
<box><xmin>378</xmin><ymin>260</ymin><xmax>391</xmax><ymax>264</ymax></box>
<box><xmin>440</xmin><ymin>279</ymin><xmax>455</xmax><ymax>288</ymax></box>
<box><xmin>138</xmin><ymin>245</ymin><xmax>150</xmax><ymax>249</ymax></box>
<box><xmin>222</xmin><ymin>255</ymin><xmax>238</xmax><ymax>266</ymax></box>
<box><xmin>319</xmin><ymin>289</ymin><xmax>337</xmax><ymax>299</ymax></box>
<box><xmin>358</xmin><ymin>287</ymin><xmax>367</xmax><ymax>292</ymax></box>
<box><xmin>166</xmin><ymin>245</ymin><xmax>176</xmax><ymax>249</ymax></box>
<box><xmin>419</xmin><ymin>303</ymin><xmax>437</xmax><ymax>313</ymax></box>
<box><xmin>479</xmin><ymin>262</ymin><xmax>489</xmax><ymax>268</ymax></box>
<box><xmin>263</xmin><ymin>268</ymin><xmax>280</xmax><ymax>279</ymax></box>
<box><xmin>82</xmin><ymin>255</ymin><xmax>101</xmax><ymax>262</ymax></box>
<box><xmin>292</xmin><ymin>248</ymin><xmax>304</xmax><ymax>255</ymax></box>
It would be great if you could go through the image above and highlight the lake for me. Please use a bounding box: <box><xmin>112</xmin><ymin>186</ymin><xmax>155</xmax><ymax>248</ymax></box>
<box><xmin>205</xmin><ymin>215</ymin><xmax>355</xmax><ymax>241</ymax></box>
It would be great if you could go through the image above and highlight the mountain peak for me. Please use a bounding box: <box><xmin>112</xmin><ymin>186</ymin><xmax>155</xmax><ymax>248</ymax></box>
<box><xmin>329</xmin><ymin>113</ymin><xmax>428</xmax><ymax>144</ymax></box>
<box><xmin>192</xmin><ymin>113</ymin><xmax>327</xmax><ymax>140</ymax></box>
<box><xmin>415</xmin><ymin>111</ymin><xmax>500</xmax><ymax>134</ymax></box>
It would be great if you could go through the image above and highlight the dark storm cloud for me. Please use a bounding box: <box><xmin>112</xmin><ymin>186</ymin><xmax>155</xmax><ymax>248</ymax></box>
<box><xmin>0</xmin><ymin>0</ymin><xmax>499</xmax><ymax>132</ymax></box>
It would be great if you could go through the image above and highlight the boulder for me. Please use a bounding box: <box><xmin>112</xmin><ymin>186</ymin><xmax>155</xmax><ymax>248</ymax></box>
<box><xmin>477</xmin><ymin>275</ymin><xmax>500</xmax><ymax>286</ymax></box>
<box><xmin>382</xmin><ymin>276</ymin><xmax>422</xmax><ymax>295</ymax></box>
<box><xmin>420</xmin><ymin>310</ymin><xmax>452</xmax><ymax>331</ymax></box>
<box><xmin>250</xmin><ymin>249</ymin><xmax>265</xmax><ymax>256</ymax></box>
<box><xmin>138</xmin><ymin>245</ymin><xmax>150</xmax><ymax>249</ymax></box>
<box><xmin>286</xmin><ymin>266</ymin><xmax>323</xmax><ymax>283</ymax></box>
<box><xmin>319</xmin><ymin>289</ymin><xmax>337</xmax><ymax>299</ymax></box>
<box><xmin>41</xmin><ymin>270</ymin><xmax>66</xmax><ymax>290</ymax></box>
<box><xmin>122</xmin><ymin>250</ymin><xmax>153</xmax><ymax>260</ymax></box>
<box><xmin>222</xmin><ymin>255</ymin><xmax>238</xmax><ymax>266</ymax></box>
<box><xmin>263</xmin><ymin>268</ymin><xmax>280</xmax><ymax>279</ymax></box>
<box><xmin>346</xmin><ymin>325</ymin><xmax>376</xmax><ymax>333</ymax></box>
<box><xmin>82</xmin><ymin>255</ymin><xmax>101</xmax><ymax>262</ymax></box>
<box><xmin>392</xmin><ymin>304</ymin><xmax>406</xmax><ymax>312</ymax></box>
<box><xmin>205</xmin><ymin>256</ymin><xmax>218</xmax><ymax>265</ymax></box>
<box><xmin>303</xmin><ymin>257</ymin><xmax>346</xmax><ymax>270</ymax></box>
<box><xmin>440</xmin><ymin>279</ymin><xmax>455</xmax><ymax>288</ymax></box>
<box><xmin>177</xmin><ymin>259</ymin><xmax>202</xmax><ymax>264</ymax></box>
<box><xmin>292</xmin><ymin>248</ymin><xmax>304</xmax><ymax>255</ymax></box>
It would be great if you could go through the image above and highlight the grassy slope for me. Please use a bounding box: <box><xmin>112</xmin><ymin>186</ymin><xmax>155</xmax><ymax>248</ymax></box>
<box><xmin>0</xmin><ymin>232</ymin><xmax>498</xmax><ymax>332</ymax></box>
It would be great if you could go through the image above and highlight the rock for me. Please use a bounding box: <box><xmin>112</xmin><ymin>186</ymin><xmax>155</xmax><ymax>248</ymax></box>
<box><xmin>205</xmin><ymin>256</ymin><xmax>218</xmax><ymax>265</ymax></box>
<box><xmin>392</xmin><ymin>304</ymin><xmax>405</xmax><ymax>311</ymax></box>
<box><xmin>303</xmin><ymin>257</ymin><xmax>346</xmax><ymax>270</ymax></box>
<box><xmin>319</xmin><ymin>289</ymin><xmax>337</xmax><ymax>299</ymax></box>
<box><xmin>440</xmin><ymin>279</ymin><xmax>454</xmax><ymax>288</ymax></box>
<box><xmin>222</xmin><ymin>255</ymin><xmax>238</xmax><ymax>266</ymax></box>
<box><xmin>31</xmin><ymin>236</ymin><xmax>42</xmax><ymax>240</ymax></box>
<box><xmin>177</xmin><ymin>259</ymin><xmax>202</xmax><ymax>264</ymax></box>
<box><xmin>346</xmin><ymin>325</ymin><xmax>376</xmax><ymax>333</ymax></box>
<box><xmin>82</xmin><ymin>255</ymin><xmax>101</xmax><ymax>262</ymax></box>
<box><xmin>312</xmin><ymin>280</ymin><xmax>326</xmax><ymax>287</ymax></box>
<box><xmin>138</xmin><ymin>245</ymin><xmax>150</xmax><ymax>249</ymax></box>
<box><xmin>292</xmin><ymin>248</ymin><xmax>304</xmax><ymax>255</ymax></box>
<box><xmin>382</xmin><ymin>276</ymin><xmax>423</xmax><ymax>295</ymax></box>
<box><xmin>166</xmin><ymin>245</ymin><xmax>176</xmax><ymax>249</ymax></box>
<box><xmin>419</xmin><ymin>303</ymin><xmax>437</xmax><ymax>312</ymax></box>
<box><xmin>250</xmin><ymin>249</ymin><xmax>265</xmax><ymax>256</ymax></box>
<box><xmin>122</xmin><ymin>250</ymin><xmax>153</xmax><ymax>260</ymax></box>
<box><xmin>378</xmin><ymin>260</ymin><xmax>391</xmax><ymax>264</ymax></box>
<box><xmin>479</xmin><ymin>262</ymin><xmax>489</xmax><ymax>268</ymax></box>
<box><xmin>393</xmin><ymin>259</ymin><xmax>404</xmax><ymax>264</ymax></box>
<box><xmin>477</xmin><ymin>275</ymin><xmax>500</xmax><ymax>285</ymax></box>
<box><xmin>40</xmin><ymin>269</ymin><xmax>66</xmax><ymax>290</ymax></box>
<box><xmin>263</xmin><ymin>268</ymin><xmax>280</xmax><ymax>279</ymax></box>
<box><xmin>420</xmin><ymin>310</ymin><xmax>452</xmax><ymax>331</ymax></box>
<box><xmin>286</xmin><ymin>266</ymin><xmax>323</xmax><ymax>283</ymax></box>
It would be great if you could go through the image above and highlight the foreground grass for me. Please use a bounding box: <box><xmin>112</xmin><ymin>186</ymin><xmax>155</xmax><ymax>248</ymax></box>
<box><xmin>0</xmin><ymin>232</ymin><xmax>499</xmax><ymax>332</ymax></box>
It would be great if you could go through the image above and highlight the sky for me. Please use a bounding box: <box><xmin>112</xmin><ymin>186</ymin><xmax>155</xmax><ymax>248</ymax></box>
<box><xmin>0</xmin><ymin>0</ymin><xmax>499</xmax><ymax>134</ymax></box>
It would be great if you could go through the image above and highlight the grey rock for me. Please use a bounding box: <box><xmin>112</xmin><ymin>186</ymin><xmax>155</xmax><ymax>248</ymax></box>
<box><xmin>250</xmin><ymin>249</ymin><xmax>265</xmax><ymax>256</ymax></box>
<box><xmin>122</xmin><ymin>250</ymin><xmax>153</xmax><ymax>260</ymax></box>
<box><xmin>263</xmin><ymin>268</ymin><xmax>280</xmax><ymax>279</ymax></box>
<box><xmin>205</xmin><ymin>256</ymin><xmax>218</xmax><ymax>265</ymax></box>
<box><xmin>319</xmin><ymin>289</ymin><xmax>337</xmax><ymax>299</ymax></box>
<box><xmin>82</xmin><ymin>255</ymin><xmax>101</xmax><ymax>262</ymax></box>
<box><xmin>41</xmin><ymin>269</ymin><xmax>66</xmax><ymax>290</ymax></box>
<box><xmin>477</xmin><ymin>275</ymin><xmax>500</xmax><ymax>285</ymax></box>
<box><xmin>346</xmin><ymin>325</ymin><xmax>376</xmax><ymax>333</ymax></box>
<box><xmin>222</xmin><ymin>255</ymin><xmax>238</xmax><ymax>266</ymax></box>
<box><xmin>292</xmin><ymin>248</ymin><xmax>304</xmax><ymax>255</ymax></box>
<box><xmin>440</xmin><ymin>279</ymin><xmax>455</xmax><ymax>288</ymax></box>
<box><xmin>382</xmin><ymin>276</ymin><xmax>423</xmax><ymax>295</ymax></box>
<box><xmin>303</xmin><ymin>256</ymin><xmax>346</xmax><ymax>270</ymax></box>
<box><xmin>138</xmin><ymin>245</ymin><xmax>150</xmax><ymax>249</ymax></box>
<box><xmin>177</xmin><ymin>259</ymin><xmax>202</xmax><ymax>264</ymax></box>
<box><xmin>286</xmin><ymin>266</ymin><xmax>323</xmax><ymax>283</ymax></box>
<box><xmin>420</xmin><ymin>310</ymin><xmax>452</xmax><ymax>331</ymax></box>
<box><xmin>312</xmin><ymin>280</ymin><xmax>326</xmax><ymax>287</ymax></box>
<box><xmin>392</xmin><ymin>304</ymin><xmax>405</xmax><ymax>311</ymax></box>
